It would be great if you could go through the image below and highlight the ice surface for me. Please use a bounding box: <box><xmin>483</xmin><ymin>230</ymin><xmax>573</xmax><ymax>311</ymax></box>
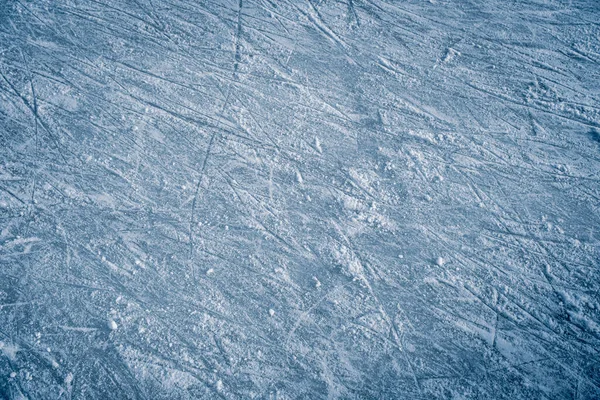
<box><xmin>1</xmin><ymin>0</ymin><xmax>600</xmax><ymax>399</ymax></box>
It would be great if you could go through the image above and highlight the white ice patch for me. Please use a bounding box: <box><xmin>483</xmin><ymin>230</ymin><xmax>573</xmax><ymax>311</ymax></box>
<box><xmin>315</xmin><ymin>137</ymin><xmax>322</xmax><ymax>153</ymax></box>
<box><xmin>108</xmin><ymin>319</ymin><xmax>118</xmax><ymax>331</ymax></box>
<box><xmin>333</xmin><ymin>245</ymin><xmax>365</xmax><ymax>281</ymax></box>
<box><xmin>443</xmin><ymin>47</ymin><xmax>460</xmax><ymax>63</ymax></box>
<box><xmin>341</xmin><ymin>194</ymin><xmax>365</xmax><ymax>212</ymax></box>
<box><xmin>0</xmin><ymin>341</ymin><xmax>19</xmax><ymax>361</ymax></box>
<box><xmin>313</xmin><ymin>276</ymin><xmax>321</xmax><ymax>288</ymax></box>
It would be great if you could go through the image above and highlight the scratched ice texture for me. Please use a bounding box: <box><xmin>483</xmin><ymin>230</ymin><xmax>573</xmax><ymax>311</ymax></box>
<box><xmin>1</xmin><ymin>0</ymin><xmax>600</xmax><ymax>399</ymax></box>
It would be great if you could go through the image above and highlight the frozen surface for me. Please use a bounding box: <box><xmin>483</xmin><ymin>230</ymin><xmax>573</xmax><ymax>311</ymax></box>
<box><xmin>1</xmin><ymin>0</ymin><xmax>600</xmax><ymax>398</ymax></box>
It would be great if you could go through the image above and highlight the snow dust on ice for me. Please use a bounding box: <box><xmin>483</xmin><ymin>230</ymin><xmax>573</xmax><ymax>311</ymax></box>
<box><xmin>1</xmin><ymin>0</ymin><xmax>600</xmax><ymax>399</ymax></box>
